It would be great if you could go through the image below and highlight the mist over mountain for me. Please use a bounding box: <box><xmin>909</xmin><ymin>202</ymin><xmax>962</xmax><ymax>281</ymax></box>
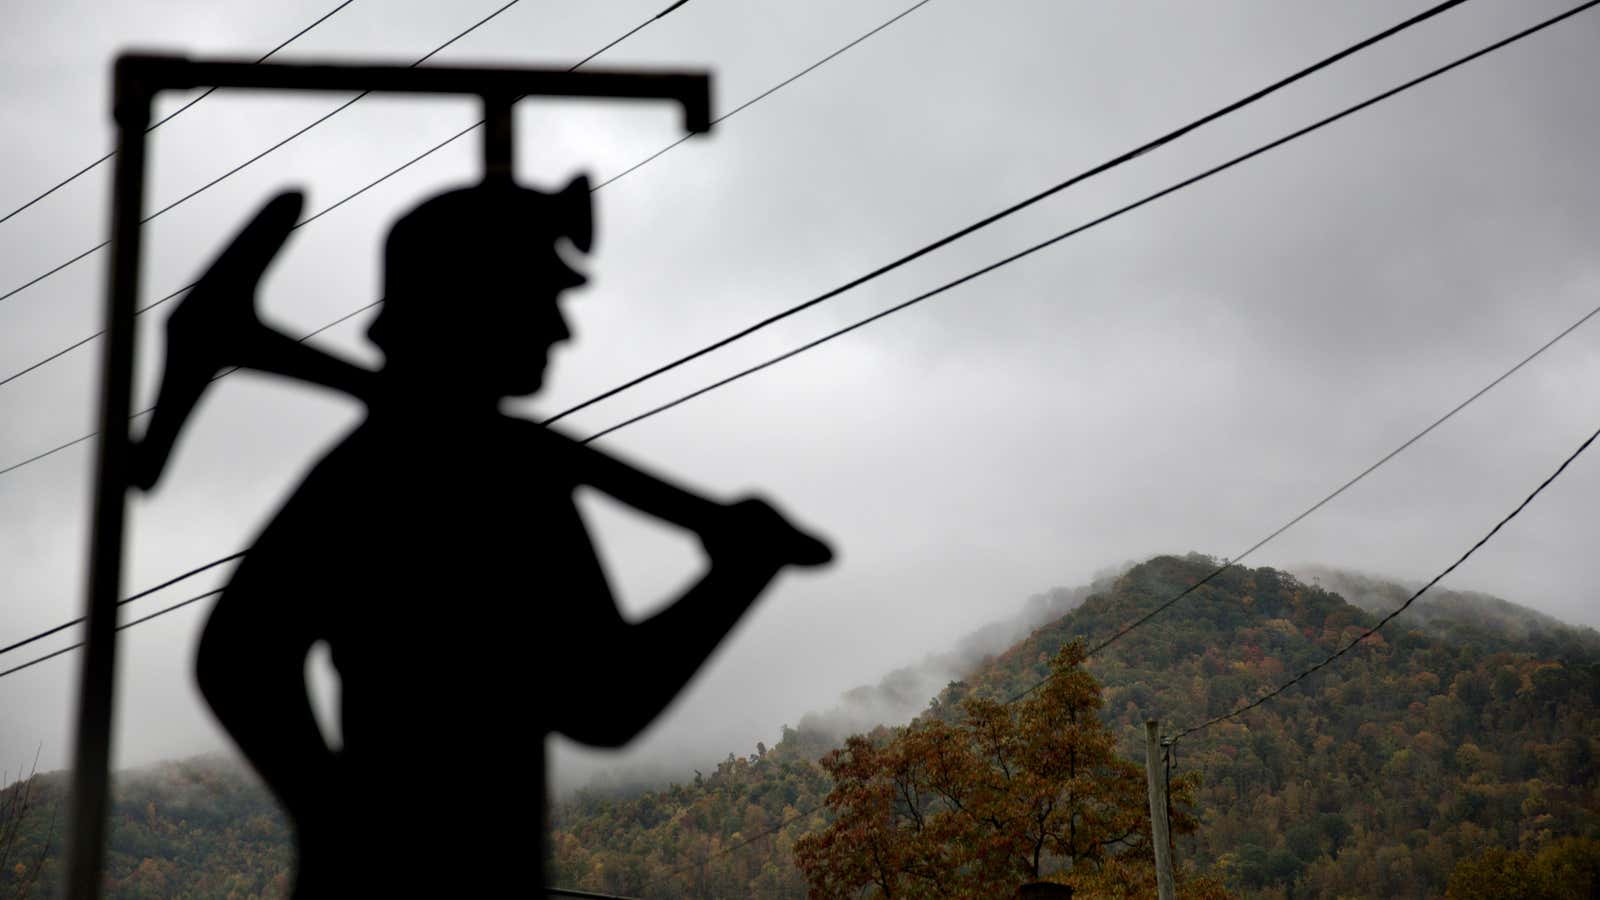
<box><xmin>784</xmin><ymin>564</ymin><xmax>1128</xmax><ymax>751</ymax></box>
<box><xmin>556</xmin><ymin>563</ymin><xmax>1126</xmax><ymax>800</ymax></box>
<box><xmin>0</xmin><ymin>755</ymin><xmax>290</xmax><ymax>898</ymax></box>
<box><xmin>569</xmin><ymin>556</ymin><xmax>1598</xmax><ymax>801</ymax></box>
<box><xmin>1293</xmin><ymin>563</ymin><xmax>1600</xmax><ymax>660</ymax></box>
<box><xmin>548</xmin><ymin>554</ymin><xmax>1600</xmax><ymax>897</ymax></box>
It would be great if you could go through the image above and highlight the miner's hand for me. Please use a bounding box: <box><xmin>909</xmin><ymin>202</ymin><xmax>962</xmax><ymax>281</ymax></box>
<box><xmin>705</xmin><ymin>496</ymin><xmax>834</xmax><ymax>570</ymax></box>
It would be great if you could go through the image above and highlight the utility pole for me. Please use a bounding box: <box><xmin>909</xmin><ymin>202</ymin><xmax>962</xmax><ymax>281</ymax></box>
<box><xmin>1144</xmin><ymin>720</ymin><xmax>1176</xmax><ymax>900</ymax></box>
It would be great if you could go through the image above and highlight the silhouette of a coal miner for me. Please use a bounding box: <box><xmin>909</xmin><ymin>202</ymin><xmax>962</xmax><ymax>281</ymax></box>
<box><xmin>136</xmin><ymin>179</ymin><xmax>832</xmax><ymax>896</ymax></box>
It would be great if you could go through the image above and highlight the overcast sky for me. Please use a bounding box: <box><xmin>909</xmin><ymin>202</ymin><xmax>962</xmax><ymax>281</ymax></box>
<box><xmin>1</xmin><ymin>0</ymin><xmax>1597</xmax><ymax>790</ymax></box>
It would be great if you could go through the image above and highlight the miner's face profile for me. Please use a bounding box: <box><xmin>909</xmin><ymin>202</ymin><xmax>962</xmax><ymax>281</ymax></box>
<box><xmin>375</xmin><ymin>247</ymin><xmax>583</xmax><ymax>399</ymax></box>
<box><xmin>372</xmin><ymin>181</ymin><xmax>591</xmax><ymax>400</ymax></box>
<box><xmin>472</xmin><ymin>251</ymin><xmax>582</xmax><ymax>397</ymax></box>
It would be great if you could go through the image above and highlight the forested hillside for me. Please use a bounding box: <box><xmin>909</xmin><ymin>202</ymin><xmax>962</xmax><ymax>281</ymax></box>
<box><xmin>0</xmin><ymin>756</ymin><xmax>289</xmax><ymax>898</ymax></box>
<box><xmin>1294</xmin><ymin>565</ymin><xmax>1600</xmax><ymax>662</ymax></box>
<box><xmin>961</xmin><ymin>555</ymin><xmax>1600</xmax><ymax>896</ymax></box>
<box><xmin>549</xmin><ymin>555</ymin><xmax>1600</xmax><ymax>897</ymax></box>
<box><xmin>3</xmin><ymin>555</ymin><xmax>1596</xmax><ymax>897</ymax></box>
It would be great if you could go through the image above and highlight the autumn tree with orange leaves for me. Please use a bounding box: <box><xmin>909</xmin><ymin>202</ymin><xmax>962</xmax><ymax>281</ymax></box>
<box><xmin>794</xmin><ymin>641</ymin><xmax>1227</xmax><ymax>898</ymax></box>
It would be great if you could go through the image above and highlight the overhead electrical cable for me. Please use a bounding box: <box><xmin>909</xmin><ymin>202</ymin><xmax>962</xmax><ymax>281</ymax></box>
<box><xmin>0</xmin><ymin>552</ymin><xmax>244</xmax><ymax>659</ymax></box>
<box><xmin>0</xmin><ymin>0</ymin><xmax>691</xmax><ymax>463</ymax></box>
<box><xmin>0</xmin><ymin>1</ymin><xmax>1590</xmax><ymax>685</ymax></box>
<box><xmin>0</xmin><ymin>0</ymin><xmax>535</xmax><ymax>310</ymax></box>
<box><xmin>1</xmin><ymin>0</ymin><xmax>908</xmax><ymax>395</ymax></box>
<box><xmin>0</xmin><ymin>0</ymin><xmax>358</xmax><ymax>229</ymax></box>
<box><xmin>0</xmin><ymin>0</ymin><xmax>1485</xmax><ymax>423</ymax></box>
<box><xmin>538</xmin><ymin>0</ymin><xmax>1482</xmax><ymax>426</ymax></box>
<box><xmin>0</xmin><ymin>298</ymin><xmax>383</xmax><ymax>479</ymax></box>
<box><xmin>0</xmin><ymin>1</ymin><xmax>697</xmax><ymax>657</ymax></box>
<box><xmin>564</xmin><ymin>0</ymin><xmax>1600</xmax><ymax>705</ymax></box>
<box><xmin>1168</xmin><ymin>417</ymin><xmax>1600</xmax><ymax>743</ymax></box>
<box><xmin>0</xmin><ymin>587</ymin><xmax>226</xmax><ymax>680</ymax></box>
<box><xmin>573</xmin><ymin>0</ymin><xmax>1600</xmax><ymax>447</ymax></box>
<box><xmin>578</xmin><ymin>403</ymin><xmax>1600</xmax><ymax>876</ymax></box>
<box><xmin>504</xmin><ymin>2</ymin><xmax>1600</xmax><ymax>869</ymax></box>
<box><xmin>597</xmin><ymin>383</ymin><xmax>1600</xmax><ymax>888</ymax></box>
<box><xmin>545</xmin><ymin>887</ymin><xmax>642</xmax><ymax>900</ymax></box>
<box><xmin>0</xmin><ymin>0</ymin><xmax>1593</xmax><ymax>663</ymax></box>
<box><xmin>19</xmin><ymin>240</ymin><xmax>1584</xmax><ymax>661</ymax></box>
<box><xmin>657</xmin><ymin>807</ymin><xmax>816</xmax><ymax>886</ymax></box>
<box><xmin>591</xmin><ymin>0</ymin><xmax>940</xmax><ymax>193</ymax></box>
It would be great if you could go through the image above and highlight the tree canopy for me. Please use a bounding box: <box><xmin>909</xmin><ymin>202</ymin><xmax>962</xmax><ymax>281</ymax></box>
<box><xmin>794</xmin><ymin>642</ymin><xmax>1226</xmax><ymax>898</ymax></box>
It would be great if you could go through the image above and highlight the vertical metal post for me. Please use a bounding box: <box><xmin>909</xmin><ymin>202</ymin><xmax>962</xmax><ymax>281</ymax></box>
<box><xmin>483</xmin><ymin>93</ymin><xmax>515</xmax><ymax>182</ymax></box>
<box><xmin>64</xmin><ymin>62</ymin><xmax>149</xmax><ymax>900</ymax></box>
<box><xmin>1144</xmin><ymin>721</ymin><xmax>1176</xmax><ymax>900</ymax></box>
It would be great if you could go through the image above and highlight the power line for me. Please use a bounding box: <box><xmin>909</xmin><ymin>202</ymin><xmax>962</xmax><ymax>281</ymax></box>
<box><xmin>0</xmin><ymin>0</ymin><xmax>1480</xmax><ymax>425</ymax></box>
<box><xmin>572</xmin><ymin>108</ymin><xmax>1600</xmax><ymax>873</ymax></box>
<box><xmin>0</xmin><ymin>0</ymin><xmax>534</xmax><ymax>310</ymax></box>
<box><xmin>1</xmin><ymin>3</ymin><xmax>1571</xmax><ymax>665</ymax></box>
<box><xmin>574</xmin><ymin>0</ymin><xmax>1600</xmax><ymax>449</ymax></box>
<box><xmin>552</xmin><ymin>411</ymin><xmax>1600</xmax><ymax>878</ymax></box>
<box><xmin>0</xmin><ymin>0</ymin><xmax>1594</xmax><ymax>685</ymax></box>
<box><xmin>0</xmin><ymin>116</ymin><xmax>477</xmax><ymax>395</ymax></box>
<box><xmin>1075</xmin><ymin>304</ymin><xmax>1600</xmax><ymax>660</ymax></box>
<box><xmin>1169</xmin><ymin>416</ymin><xmax>1600</xmax><ymax>744</ymax></box>
<box><xmin>0</xmin><ymin>0</ymin><xmax>358</xmax><ymax>229</ymax></box>
<box><xmin>0</xmin><ymin>587</ymin><xmax>226</xmax><ymax>681</ymax></box>
<box><xmin>649</xmin><ymin>806</ymin><xmax>817</xmax><ymax>891</ymax></box>
<box><xmin>589</xmin><ymin>0</ymin><xmax>1598</xmax><ymax>704</ymax></box>
<box><xmin>0</xmin><ymin>298</ymin><xmax>383</xmax><ymax>479</ymax></box>
<box><xmin>0</xmin><ymin>0</ymin><xmax>923</xmax><ymax>467</ymax></box>
<box><xmin>591</xmin><ymin>0</ymin><xmax>941</xmax><ymax>193</ymax></box>
<box><xmin>6</xmin><ymin>0</ymin><xmax>1456</xmax><ymax>413</ymax></box>
<box><xmin>992</xmin><ymin>5</ymin><xmax>1600</xmax><ymax>702</ymax></box>
<box><xmin>0</xmin><ymin>0</ymin><xmax>699</xmax><ymax>666</ymax></box>
<box><xmin>0</xmin><ymin>553</ymin><xmax>244</xmax><ymax>659</ymax></box>
<box><xmin>1</xmin><ymin>0</ymin><xmax>1594</xmax><ymax>660</ymax></box>
<box><xmin>31</xmin><ymin>370</ymin><xmax>1563</xmax><ymax>892</ymax></box>
<box><xmin>546</xmin><ymin>887</ymin><xmax>651</xmax><ymax>900</ymax></box>
<box><xmin>27</xmin><ymin>408</ymin><xmax>1577</xmax><ymax>873</ymax></box>
<box><xmin>620</xmin><ymin>364</ymin><xmax>1600</xmax><ymax>888</ymax></box>
<box><xmin>577</xmin><ymin>0</ymin><xmax>689</xmax><ymax>66</ymax></box>
<box><xmin>538</xmin><ymin>0</ymin><xmax>1481</xmax><ymax>426</ymax></box>
<box><xmin>0</xmin><ymin>0</ymin><xmax>693</xmax><ymax>462</ymax></box>
<box><xmin>0</xmin><ymin>0</ymin><xmax>908</xmax><ymax>398</ymax></box>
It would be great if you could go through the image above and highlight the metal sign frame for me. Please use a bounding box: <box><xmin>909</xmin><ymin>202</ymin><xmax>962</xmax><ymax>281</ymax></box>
<box><xmin>66</xmin><ymin>54</ymin><xmax>711</xmax><ymax>898</ymax></box>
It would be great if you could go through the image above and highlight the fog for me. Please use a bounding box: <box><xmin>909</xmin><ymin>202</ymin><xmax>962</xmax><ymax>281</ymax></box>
<box><xmin>1</xmin><ymin>0</ymin><xmax>1598</xmax><ymax>796</ymax></box>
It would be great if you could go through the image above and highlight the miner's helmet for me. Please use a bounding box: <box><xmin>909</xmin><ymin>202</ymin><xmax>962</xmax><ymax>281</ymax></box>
<box><xmin>368</xmin><ymin>176</ymin><xmax>592</xmax><ymax>357</ymax></box>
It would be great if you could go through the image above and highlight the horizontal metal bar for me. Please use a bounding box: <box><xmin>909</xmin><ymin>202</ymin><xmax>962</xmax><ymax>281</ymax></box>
<box><xmin>116</xmin><ymin>54</ymin><xmax>712</xmax><ymax>132</ymax></box>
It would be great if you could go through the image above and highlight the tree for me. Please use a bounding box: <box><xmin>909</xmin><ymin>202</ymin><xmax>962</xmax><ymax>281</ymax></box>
<box><xmin>0</xmin><ymin>752</ymin><xmax>55</xmax><ymax>900</ymax></box>
<box><xmin>795</xmin><ymin>642</ymin><xmax>1221</xmax><ymax>898</ymax></box>
<box><xmin>1444</xmin><ymin>837</ymin><xmax>1600</xmax><ymax>900</ymax></box>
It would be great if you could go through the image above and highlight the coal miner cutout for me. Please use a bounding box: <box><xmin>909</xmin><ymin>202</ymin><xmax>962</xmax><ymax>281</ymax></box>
<box><xmin>69</xmin><ymin>57</ymin><xmax>831</xmax><ymax>899</ymax></box>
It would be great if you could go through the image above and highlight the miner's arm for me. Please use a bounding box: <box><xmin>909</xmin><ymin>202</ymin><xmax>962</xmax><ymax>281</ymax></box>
<box><xmin>545</xmin><ymin>427</ymin><xmax>829</xmax><ymax>563</ymax></box>
<box><xmin>542</xmin><ymin>427</ymin><xmax>830</xmax><ymax>747</ymax></box>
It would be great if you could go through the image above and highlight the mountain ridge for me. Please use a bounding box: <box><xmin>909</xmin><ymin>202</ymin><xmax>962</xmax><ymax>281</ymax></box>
<box><xmin>548</xmin><ymin>554</ymin><xmax>1599</xmax><ymax>896</ymax></box>
<box><xmin>3</xmin><ymin>555</ymin><xmax>1595</xmax><ymax>897</ymax></box>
